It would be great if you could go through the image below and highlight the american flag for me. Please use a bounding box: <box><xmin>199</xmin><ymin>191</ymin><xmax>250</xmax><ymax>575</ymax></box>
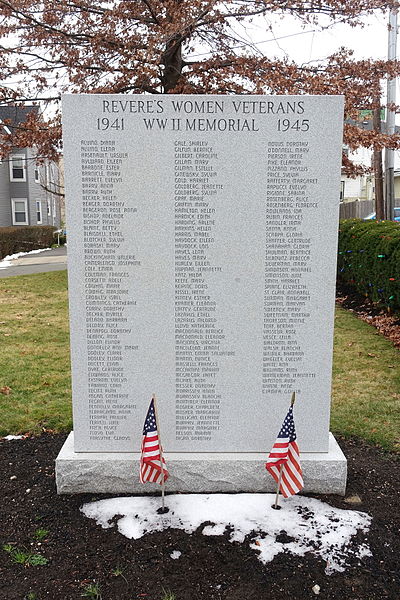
<box><xmin>140</xmin><ymin>398</ymin><xmax>169</xmax><ymax>485</ymax></box>
<box><xmin>265</xmin><ymin>406</ymin><xmax>303</xmax><ymax>498</ymax></box>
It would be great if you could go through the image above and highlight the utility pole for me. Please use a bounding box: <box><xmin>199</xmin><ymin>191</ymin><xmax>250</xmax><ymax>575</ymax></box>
<box><xmin>374</xmin><ymin>104</ymin><xmax>385</xmax><ymax>220</ymax></box>
<box><xmin>384</xmin><ymin>8</ymin><xmax>398</xmax><ymax>221</ymax></box>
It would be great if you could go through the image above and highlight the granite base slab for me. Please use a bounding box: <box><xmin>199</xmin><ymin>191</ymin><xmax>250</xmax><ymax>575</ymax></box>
<box><xmin>56</xmin><ymin>432</ymin><xmax>347</xmax><ymax>495</ymax></box>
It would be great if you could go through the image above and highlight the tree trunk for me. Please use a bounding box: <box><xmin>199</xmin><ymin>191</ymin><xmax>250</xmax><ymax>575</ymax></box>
<box><xmin>161</xmin><ymin>36</ymin><xmax>184</xmax><ymax>92</ymax></box>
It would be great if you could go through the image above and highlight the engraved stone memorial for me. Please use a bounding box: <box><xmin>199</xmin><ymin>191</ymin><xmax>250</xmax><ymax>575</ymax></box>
<box><xmin>56</xmin><ymin>94</ymin><xmax>347</xmax><ymax>494</ymax></box>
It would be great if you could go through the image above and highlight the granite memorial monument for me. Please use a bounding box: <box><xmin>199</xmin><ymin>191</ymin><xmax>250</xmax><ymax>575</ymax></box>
<box><xmin>56</xmin><ymin>94</ymin><xmax>347</xmax><ymax>494</ymax></box>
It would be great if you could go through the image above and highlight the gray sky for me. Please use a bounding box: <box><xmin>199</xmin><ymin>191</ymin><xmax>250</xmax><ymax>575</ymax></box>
<box><xmin>238</xmin><ymin>11</ymin><xmax>389</xmax><ymax>64</ymax></box>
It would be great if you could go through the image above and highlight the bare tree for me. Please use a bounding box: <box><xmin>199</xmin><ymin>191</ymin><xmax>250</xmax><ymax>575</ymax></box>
<box><xmin>0</xmin><ymin>0</ymin><xmax>398</xmax><ymax>172</ymax></box>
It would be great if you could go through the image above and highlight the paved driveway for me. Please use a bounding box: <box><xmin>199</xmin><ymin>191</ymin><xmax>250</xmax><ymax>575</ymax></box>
<box><xmin>0</xmin><ymin>246</ymin><xmax>67</xmax><ymax>278</ymax></box>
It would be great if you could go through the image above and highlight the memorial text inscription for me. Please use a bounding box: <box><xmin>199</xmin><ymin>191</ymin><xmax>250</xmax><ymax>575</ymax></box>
<box><xmin>63</xmin><ymin>94</ymin><xmax>343</xmax><ymax>453</ymax></box>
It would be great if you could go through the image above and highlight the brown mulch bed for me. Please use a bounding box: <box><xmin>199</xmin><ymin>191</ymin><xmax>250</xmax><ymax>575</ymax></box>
<box><xmin>336</xmin><ymin>282</ymin><xmax>400</xmax><ymax>348</ymax></box>
<box><xmin>0</xmin><ymin>433</ymin><xmax>399</xmax><ymax>600</ymax></box>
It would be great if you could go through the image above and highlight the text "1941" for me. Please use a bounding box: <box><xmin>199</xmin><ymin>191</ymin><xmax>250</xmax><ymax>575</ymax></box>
<box><xmin>97</xmin><ymin>117</ymin><xmax>125</xmax><ymax>131</ymax></box>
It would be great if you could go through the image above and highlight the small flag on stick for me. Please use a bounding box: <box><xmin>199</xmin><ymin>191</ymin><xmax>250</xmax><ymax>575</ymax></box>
<box><xmin>140</xmin><ymin>396</ymin><xmax>169</xmax><ymax>485</ymax></box>
<box><xmin>266</xmin><ymin>392</ymin><xmax>303</xmax><ymax>502</ymax></box>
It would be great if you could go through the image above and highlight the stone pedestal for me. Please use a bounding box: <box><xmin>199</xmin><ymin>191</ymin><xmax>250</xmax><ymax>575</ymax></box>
<box><xmin>56</xmin><ymin>431</ymin><xmax>347</xmax><ymax>495</ymax></box>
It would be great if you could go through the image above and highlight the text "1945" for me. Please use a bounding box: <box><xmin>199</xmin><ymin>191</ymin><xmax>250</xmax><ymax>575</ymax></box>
<box><xmin>278</xmin><ymin>119</ymin><xmax>309</xmax><ymax>132</ymax></box>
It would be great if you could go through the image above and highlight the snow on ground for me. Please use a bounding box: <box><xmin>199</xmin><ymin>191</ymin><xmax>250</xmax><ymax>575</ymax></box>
<box><xmin>0</xmin><ymin>247</ymin><xmax>52</xmax><ymax>269</ymax></box>
<box><xmin>81</xmin><ymin>493</ymin><xmax>371</xmax><ymax>574</ymax></box>
<box><xmin>3</xmin><ymin>435</ymin><xmax>24</xmax><ymax>440</ymax></box>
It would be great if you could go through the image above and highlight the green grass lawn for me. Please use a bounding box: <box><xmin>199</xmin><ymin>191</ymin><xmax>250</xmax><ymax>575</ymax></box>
<box><xmin>332</xmin><ymin>307</ymin><xmax>400</xmax><ymax>451</ymax></box>
<box><xmin>0</xmin><ymin>270</ymin><xmax>399</xmax><ymax>451</ymax></box>
<box><xmin>0</xmin><ymin>271</ymin><xmax>72</xmax><ymax>435</ymax></box>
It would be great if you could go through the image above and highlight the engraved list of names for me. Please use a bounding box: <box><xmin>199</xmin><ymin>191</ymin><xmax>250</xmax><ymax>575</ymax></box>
<box><xmin>62</xmin><ymin>94</ymin><xmax>343</xmax><ymax>453</ymax></box>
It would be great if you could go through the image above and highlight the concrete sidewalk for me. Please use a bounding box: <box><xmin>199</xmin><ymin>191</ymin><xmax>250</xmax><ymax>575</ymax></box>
<box><xmin>0</xmin><ymin>246</ymin><xmax>68</xmax><ymax>278</ymax></box>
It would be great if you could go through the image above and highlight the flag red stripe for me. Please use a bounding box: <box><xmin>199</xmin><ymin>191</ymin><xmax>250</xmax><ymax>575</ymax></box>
<box><xmin>269</xmin><ymin>454</ymin><xmax>287</xmax><ymax>459</ymax></box>
<box><xmin>266</xmin><ymin>460</ymin><xmax>284</xmax><ymax>478</ymax></box>
<box><xmin>280</xmin><ymin>476</ymin><xmax>291</xmax><ymax>498</ymax></box>
<box><xmin>284</xmin><ymin>461</ymin><xmax>303</xmax><ymax>491</ymax></box>
<box><xmin>289</xmin><ymin>442</ymin><xmax>300</xmax><ymax>459</ymax></box>
<box><xmin>288</xmin><ymin>451</ymin><xmax>302</xmax><ymax>472</ymax></box>
<box><xmin>144</xmin><ymin>440</ymin><xmax>160</xmax><ymax>448</ymax></box>
<box><xmin>280</xmin><ymin>469</ymin><xmax>295</xmax><ymax>497</ymax></box>
<box><xmin>268</xmin><ymin>449</ymin><xmax>287</xmax><ymax>456</ymax></box>
<box><xmin>266</xmin><ymin>464</ymin><xmax>280</xmax><ymax>483</ymax></box>
<box><xmin>288</xmin><ymin>444</ymin><xmax>301</xmax><ymax>464</ymax></box>
<box><xmin>287</xmin><ymin>458</ymin><xmax>302</xmax><ymax>482</ymax></box>
<box><xmin>286</xmin><ymin>453</ymin><xmax>303</xmax><ymax>486</ymax></box>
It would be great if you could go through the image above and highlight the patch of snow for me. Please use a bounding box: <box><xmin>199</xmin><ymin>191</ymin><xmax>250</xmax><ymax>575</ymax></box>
<box><xmin>357</xmin><ymin>543</ymin><xmax>372</xmax><ymax>559</ymax></box>
<box><xmin>3</xmin><ymin>435</ymin><xmax>24</xmax><ymax>440</ymax></box>
<box><xmin>81</xmin><ymin>493</ymin><xmax>372</xmax><ymax>574</ymax></box>
<box><xmin>0</xmin><ymin>247</ymin><xmax>52</xmax><ymax>269</ymax></box>
<box><xmin>170</xmin><ymin>550</ymin><xmax>181</xmax><ymax>559</ymax></box>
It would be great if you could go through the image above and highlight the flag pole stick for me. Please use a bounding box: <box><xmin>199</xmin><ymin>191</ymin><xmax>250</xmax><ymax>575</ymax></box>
<box><xmin>152</xmin><ymin>394</ymin><xmax>168</xmax><ymax>514</ymax></box>
<box><xmin>291</xmin><ymin>391</ymin><xmax>296</xmax><ymax>407</ymax></box>
<box><xmin>273</xmin><ymin>464</ymin><xmax>283</xmax><ymax>510</ymax></box>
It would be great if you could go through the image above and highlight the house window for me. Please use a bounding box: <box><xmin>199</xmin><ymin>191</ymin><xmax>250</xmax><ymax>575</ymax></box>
<box><xmin>9</xmin><ymin>154</ymin><xmax>26</xmax><ymax>181</ymax></box>
<box><xmin>34</xmin><ymin>167</ymin><xmax>40</xmax><ymax>183</ymax></box>
<box><xmin>11</xmin><ymin>198</ymin><xmax>29</xmax><ymax>225</ymax></box>
<box><xmin>47</xmin><ymin>199</ymin><xmax>51</xmax><ymax>216</ymax></box>
<box><xmin>36</xmin><ymin>200</ymin><xmax>42</xmax><ymax>224</ymax></box>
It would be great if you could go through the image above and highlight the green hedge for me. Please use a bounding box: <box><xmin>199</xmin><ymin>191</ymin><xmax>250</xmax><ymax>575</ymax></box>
<box><xmin>338</xmin><ymin>219</ymin><xmax>400</xmax><ymax>310</ymax></box>
<box><xmin>0</xmin><ymin>226</ymin><xmax>57</xmax><ymax>260</ymax></box>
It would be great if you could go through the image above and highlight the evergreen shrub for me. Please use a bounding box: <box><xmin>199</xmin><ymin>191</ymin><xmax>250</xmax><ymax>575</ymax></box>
<box><xmin>0</xmin><ymin>226</ymin><xmax>57</xmax><ymax>260</ymax></box>
<box><xmin>338</xmin><ymin>219</ymin><xmax>400</xmax><ymax>311</ymax></box>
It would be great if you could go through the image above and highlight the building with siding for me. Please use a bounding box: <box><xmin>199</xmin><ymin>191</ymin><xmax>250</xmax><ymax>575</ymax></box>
<box><xmin>0</xmin><ymin>105</ymin><xmax>61</xmax><ymax>228</ymax></box>
<box><xmin>340</xmin><ymin>115</ymin><xmax>400</xmax><ymax>206</ymax></box>
<box><xmin>340</xmin><ymin>145</ymin><xmax>374</xmax><ymax>203</ymax></box>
